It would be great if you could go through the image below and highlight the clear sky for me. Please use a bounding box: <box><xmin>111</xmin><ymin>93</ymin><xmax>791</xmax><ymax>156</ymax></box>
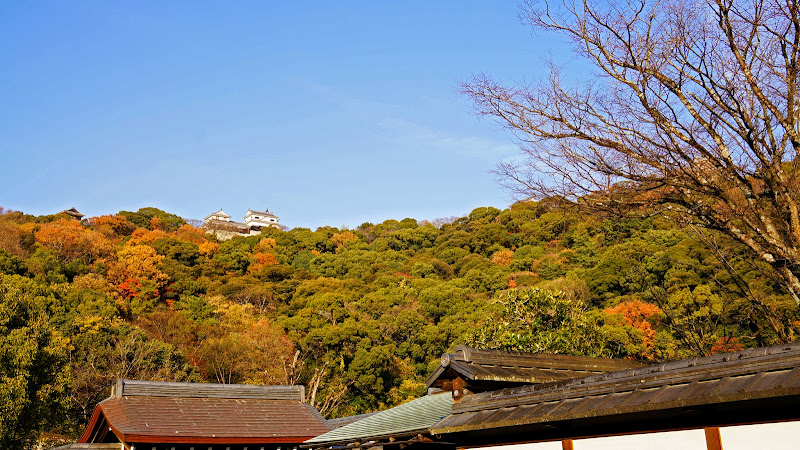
<box><xmin>0</xmin><ymin>1</ymin><xmax>568</xmax><ymax>229</ymax></box>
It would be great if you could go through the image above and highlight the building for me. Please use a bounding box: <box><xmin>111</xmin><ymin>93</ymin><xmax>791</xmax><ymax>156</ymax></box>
<box><xmin>203</xmin><ymin>208</ymin><xmax>281</xmax><ymax>240</ymax></box>
<box><xmin>305</xmin><ymin>344</ymin><xmax>800</xmax><ymax>450</ymax></box>
<box><xmin>306</xmin><ymin>347</ymin><xmax>646</xmax><ymax>450</ymax></box>
<box><xmin>58</xmin><ymin>379</ymin><xmax>330</xmax><ymax>450</ymax></box>
<box><xmin>59</xmin><ymin>207</ymin><xmax>84</xmax><ymax>220</ymax></box>
<box><xmin>244</xmin><ymin>209</ymin><xmax>280</xmax><ymax>229</ymax></box>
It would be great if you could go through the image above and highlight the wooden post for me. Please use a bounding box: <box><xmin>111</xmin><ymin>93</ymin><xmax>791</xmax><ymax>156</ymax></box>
<box><xmin>562</xmin><ymin>439</ymin><xmax>574</xmax><ymax>450</ymax></box>
<box><xmin>705</xmin><ymin>427</ymin><xmax>723</xmax><ymax>450</ymax></box>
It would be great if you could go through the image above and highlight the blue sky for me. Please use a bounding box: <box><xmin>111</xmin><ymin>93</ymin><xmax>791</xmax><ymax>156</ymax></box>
<box><xmin>0</xmin><ymin>1</ymin><xmax>568</xmax><ymax>229</ymax></box>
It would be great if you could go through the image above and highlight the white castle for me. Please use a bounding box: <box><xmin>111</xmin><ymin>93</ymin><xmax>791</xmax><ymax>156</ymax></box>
<box><xmin>202</xmin><ymin>208</ymin><xmax>281</xmax><ymax>240</ymax></box>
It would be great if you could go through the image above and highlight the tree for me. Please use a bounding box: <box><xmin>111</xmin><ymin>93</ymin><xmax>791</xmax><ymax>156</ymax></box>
<box><xmin>468</xmin><ymin>287</ymin><xmax>609</xmax><ymax>356</ymax></box>
<box><xmin>463</xmin><ymin>0</ymin><xmax>800</xmax><ymax>302</ymax></box>
<box><xmin>35</xmin><ymin>219</ymin><xmax>111</xmax><ymax>264</ymax></box>
<box><xmin>0</xmin><ymin>275</ymin><xmax>71</xmax><ymax>449</ymax></box>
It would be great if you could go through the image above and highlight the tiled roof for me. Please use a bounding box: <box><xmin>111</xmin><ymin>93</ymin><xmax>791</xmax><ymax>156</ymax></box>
<box><xmin>426</xmin><ymin>345</ymin><xmax>647</xmax><ymax>389</ymax></box>
<box><xmin>246</xmin><ymin>208</ymin><xmax>277</xmax><ymax>218</ymax></box>
<box><xmin>203</xmin><ymin>209</ymin><xmax>231</xmax><ymax>220</ymax></box>
<box><xmin>60</xmin><ymin>207</ymin><xmax>84</xmax><ymax>218</ymax></box>
<box><xmin>431</xmin><ymin>343</ymin><xmax>800</xmax><ymax>446</ymax></box>
<box><xmin>79</xmin><ymin>380</ymin><xmax>329</xmax><ymax>445</ymax></box>
<box><xmin>326</xmin><ymin>412</ymin><xmax>378</xmax><ymax>429</ymax></box>
<box><xmin>305</xmin><ymin>393</ymin><xmax>454</xmax><ymax>446</ymax></box>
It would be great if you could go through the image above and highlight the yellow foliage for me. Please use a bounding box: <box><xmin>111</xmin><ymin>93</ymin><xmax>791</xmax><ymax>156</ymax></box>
<box><xmin>108</xmin><ymin>244</ymin><xmax>168</xmax><ymax>287</ymax></box>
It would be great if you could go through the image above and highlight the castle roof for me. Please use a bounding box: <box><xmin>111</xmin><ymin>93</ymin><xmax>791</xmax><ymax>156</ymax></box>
<box><xmin>203</xmin><ymin>209</ymin><xmax>231</xmax><ymax>220</ymax></box>
<box><xmin>246</xmin><ymin>208</ymin><xmax>278</xmax><ymax>218</ymax></box>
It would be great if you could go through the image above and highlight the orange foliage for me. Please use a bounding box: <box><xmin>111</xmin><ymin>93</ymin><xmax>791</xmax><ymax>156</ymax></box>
<box><xmin>491</xmin><ymin>248</ymin><xmax>514</xmax><ymax>266</ymax></box>
<box><xmin>35</xmin><ymin>219</ymin><xmax>112</xmax><ymax>263</ymax></box>
<box><xmin>605</xmin><ymin>299</ymin><xmax>663</xmax><ymax>360</ymax></box>
<box><xmin>710</xmin><ymin>336</ymin><xmax>744</xmax><ymax>355</ymax></box>
<box><xmin>127</xmin><ymin>228</ymin><xmax>168</xmax><ymax>245</ymax></box>
<box><xmin>119</xmin><ymin>278</ymin><xmax>142</xmax><ymax>300</ymax></box>
<box><xmin>507</xmin><ymin>276</ymin><xmax>518</xmax><ymax>289</ymax></box>
<box><xmin>248</xmin><ymin>252</ymin><xmax>279</xmax><ymax>273</ymax></box>
<box><xmin>256</xmin><ymin>252</ymin><xmax>279</xmax><ymax>266</ymax></box>
<box><xmin>175</xmin><ymin>224</ymin><xmax>207</xmax><ymax>244</ymax></box>
<box><xmin>88</xmin><ymin>215</ymin><xmax>136</xmax><ymax>235</ymax></box>
<box><xmin>254</xmin><ymin>238</ymin><xmax>277</xmax><ymax>253</ymax></box>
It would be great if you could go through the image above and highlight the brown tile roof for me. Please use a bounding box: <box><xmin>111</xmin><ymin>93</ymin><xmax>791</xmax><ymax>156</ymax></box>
<box><xmin>431</xmin><ymin>343</ymin><xmax>800</xmax><ymax>446</ymax></box>
<box><xmin>79</xmin><ymin>380</ymin><xmax>330</xmax><ymax>445</ymax></box>
<box><xmin>426</xmin><ymin>345</ymin><xmax>648</xmax><ymax>390</ymax></box>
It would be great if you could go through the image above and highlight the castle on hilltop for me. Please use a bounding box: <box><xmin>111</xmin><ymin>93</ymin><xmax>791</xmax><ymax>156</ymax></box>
<box><xmin>202</xmin><ymin>208</ymin><xmax>281</xmax><ymax>240</ymax></box>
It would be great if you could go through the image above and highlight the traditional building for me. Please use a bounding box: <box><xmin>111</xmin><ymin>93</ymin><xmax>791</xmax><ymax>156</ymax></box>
<box><xmin>202</xmin><ymin>208</ymin><xmax>281</xmax><ymax>240</ymax></box>
<box><xmin>59</xmin><ymin>379</ymin><xmax>330</xmax><ymax>450</ymax></box>
<box><xmin>305</xmin><ymin>344</ymin><xmax>800</xmax><ymax>450</ymax></box>
<box><xmin>244</xmin><ymin>208</ymin><xmax>280</xmax><ymax>230</ymax></box>
<box><xmin>204</xmin><ymin>209</ymin><xmax>232</xmax><ymax>222</ymax></box>
<box><xmin>432</xmin><ymin>343</ymin><xmax>800</xmax><ymax>448</ymax></box>
<box><xmin>306</xmin><ymin>347</ymin><xmax>645</xmax><ymax>450</ymax></box>
<box><xmin>59</xmin><ymin>207</ymin><xmax>84</xmax><ymax>220</ymax></box>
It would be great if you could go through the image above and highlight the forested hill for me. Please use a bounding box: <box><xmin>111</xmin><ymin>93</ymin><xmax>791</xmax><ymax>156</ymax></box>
<box><xmin>1</xmin><ymin>203</ymin><xmax>798</xmax><ymax>446</ymax></box>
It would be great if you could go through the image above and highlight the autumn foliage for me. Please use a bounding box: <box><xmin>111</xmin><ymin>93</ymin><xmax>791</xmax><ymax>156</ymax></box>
<box><xmin>605</xmin><ymin>300</ymin><xmax>663</xmax><ymax>360</ymax></box>
<box><xmin>491</xmin><ymin>248</ymin><xmax>514</xmax><ymax>266</ymax></box>
<box><xmin>35</xmin><ymin>219</ymin><xmax>111</xmax><ymax>263</ymax></box>
<box><xmin>1</xmin><ymin>202</ymin><xmax>797</xmax><ymax>446</ymax></box>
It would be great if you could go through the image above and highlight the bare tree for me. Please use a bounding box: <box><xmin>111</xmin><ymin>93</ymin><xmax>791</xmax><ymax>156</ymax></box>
<box><xmin>463</xmin><ymin>0</ymin><xmax>800</xmax><ymax>302</ymax></box>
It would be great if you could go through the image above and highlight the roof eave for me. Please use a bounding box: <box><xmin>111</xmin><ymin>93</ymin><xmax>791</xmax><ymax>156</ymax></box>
<box><xmin>304</xmin><ymin>428</ymin><xmax>431</xmax><ymax>447</ymax></box>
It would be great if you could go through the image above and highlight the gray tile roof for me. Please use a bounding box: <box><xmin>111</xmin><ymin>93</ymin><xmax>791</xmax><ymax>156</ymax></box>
<box><xmin>306</xmin><ymin>393</ymin><xmax>454</xmax><ymax>446</ymax></box>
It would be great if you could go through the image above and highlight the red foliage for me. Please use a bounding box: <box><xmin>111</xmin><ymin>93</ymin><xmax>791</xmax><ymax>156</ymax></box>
<box><xmin>396</xmin><ymin>272</ymin><xmax>412</xmax><ymax>278</ymax></box>
<box><xmin>119</xmin><ymin>278</ymin><xmax>142</xmax><ymax>300</ymax></box>
<box><xmin>710</xmin><ymin>336</ymin><xmax>744</xmax><ymax>355</ymax></box>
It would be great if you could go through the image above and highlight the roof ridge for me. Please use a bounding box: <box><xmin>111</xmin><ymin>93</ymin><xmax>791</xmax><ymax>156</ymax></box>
<box><xmin>111</xmin><ymin>379</ymin><xmax>305</xmax><ymax>401</ymax></box>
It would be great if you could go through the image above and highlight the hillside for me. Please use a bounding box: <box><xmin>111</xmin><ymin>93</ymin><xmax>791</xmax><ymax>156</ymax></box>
<box><xmin>1</xmin><ymin>202</ymin><xmax>798</xmax><ymax>445</ymax></box>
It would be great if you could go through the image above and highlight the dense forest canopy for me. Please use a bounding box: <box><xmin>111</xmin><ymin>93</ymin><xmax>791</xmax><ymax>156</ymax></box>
<box><xmin>0</xmin><ymin>203</ymin><xmax>798</xmax><ymax>447</ymax></box>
